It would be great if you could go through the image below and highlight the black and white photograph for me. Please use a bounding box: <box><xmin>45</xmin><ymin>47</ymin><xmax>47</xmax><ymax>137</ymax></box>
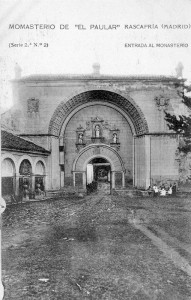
<box><xmin>1</xmin><ymin>0</ymin><xmax>191</xmax><ymax>299</ymax></box>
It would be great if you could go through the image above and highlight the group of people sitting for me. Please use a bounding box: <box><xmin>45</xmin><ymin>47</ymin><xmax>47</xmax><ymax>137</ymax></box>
<box><xmin>147</xmin><ymin>183</ymin><xmax>177</xmax><ymax>197</ymax></box>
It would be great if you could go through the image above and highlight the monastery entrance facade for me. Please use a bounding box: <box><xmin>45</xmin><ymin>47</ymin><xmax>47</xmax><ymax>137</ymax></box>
<box><xmin>2</xmin><ymin>66</ymin><xmax>182</xmax><ymax>194</ymax></box>
<box><xmin>48</xmin><ymin>89</ymin><xmax>150</xmax><ymax>190</ymax></box>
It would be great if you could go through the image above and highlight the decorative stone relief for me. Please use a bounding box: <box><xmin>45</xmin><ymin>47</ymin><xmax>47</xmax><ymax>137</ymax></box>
<box><xmin>27</xmin><ymin>98</ymin><xmax>39</xmax><ymax>117</ymax></box>
<box><xmin>19</xmin><ymin>160</ymin><xmax>32</xmax><ymax>175</ymax></box>
<box><xmin>76</xmin><ymin>117</ymin><xmax>121</xmax><ymax>150</ymax></box>
<box><xmin>91</xmin><ymin>116</ymin><xmax>104</xmax><ymax>142</ymax></box>
<box><xmin>76</xmin><ymin>125</ymin><xmax>86</xmax><ymax>152</ymax></box>
<box><xmin>91</xmin><ymin>116</ymin><xmax>104</xmax><ymax>123</ymax></box>
<box><xmin>110</xmin><ymin>125</ymin><xmax>120</xmax><ymax>151</ymax></box>
<box><xmin>86</xmin><ymin>121</ymin><xmax>91</xmax><ymax>131</ymax></box>
<box><xmin>102</xmin><ymin>121</ymin><xmax>110</xmax><ymax>130</ymax></box>
<box><xmin>87</xmin><ymin>118</ymin><xmax>111</xmax><ymax>131</ymax></box>
<box><xmin>155</xmin><ymin>95</ymin><xmax>170</xmax><ymax>111</ymax></box>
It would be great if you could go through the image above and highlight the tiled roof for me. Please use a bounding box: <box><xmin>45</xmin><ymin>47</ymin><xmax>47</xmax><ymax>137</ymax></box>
<box><xmin>1</xmin><ymin>130</ymin><xmax>50</xmax><ymax>155</ymax></box>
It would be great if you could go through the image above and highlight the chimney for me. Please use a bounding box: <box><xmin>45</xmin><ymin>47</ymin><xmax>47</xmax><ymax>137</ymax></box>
<box><xmin>92</xmin><ymin>62</ymin><xmax>100</xmax><ymax>76</ymax></box>
<box><xmin>175</xmin><ymin>62</ymin><xmax>184</xmax><ymax>78</ymax></box>
<box><xmin>14</xmin><ymin>63</ymin><xmax>22</xmax><ymax>79</ymax></box>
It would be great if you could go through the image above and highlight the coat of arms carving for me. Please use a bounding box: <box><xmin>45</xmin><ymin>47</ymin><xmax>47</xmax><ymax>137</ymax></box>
<box><xmin>27</xmin><ymin>98</ymin><xmax>39</xmax><ymax>115</ymax></box>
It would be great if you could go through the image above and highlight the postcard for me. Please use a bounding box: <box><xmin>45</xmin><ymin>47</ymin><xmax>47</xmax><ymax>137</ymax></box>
<box><xmin>1</xmin><ymin>1</ymin><xmax>191</xmax><ymax>299</ymax></box>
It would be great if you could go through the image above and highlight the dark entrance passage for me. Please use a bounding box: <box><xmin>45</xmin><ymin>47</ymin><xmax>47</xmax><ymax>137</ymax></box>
<box><xmin>87</xmin><ymin>157</ymin><xmax>111</xmax><ymax>194</ymax></box>
<box><xmin>19</xmin><ymin>159</ymin><xmax>32</xmax><ymax>200</ymax></box>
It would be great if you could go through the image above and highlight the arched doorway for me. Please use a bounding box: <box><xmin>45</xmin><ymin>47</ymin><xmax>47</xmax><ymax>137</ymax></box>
<box><xmin>87</xmin><ymin>157</ymin><xmax>111</xmax><ymax>194</ymax></box>
<box><xmin>73</xmin><ymin>144</ymin><xmax>125</xmax><ymax>190</ymax></box>
<box><xmin>1</xmin><ymin>158</ymin><xmax>16</xmax><ymax>197</ymax></box>
<box><xmin>19</xmin><ymin>159</ymin><xmax>32</xmax><ymax>198</ymax></box>
<box><xmin>35</xmin><ymin>161</ymin><xmax>46</xmax><ymax>194</ymax></box>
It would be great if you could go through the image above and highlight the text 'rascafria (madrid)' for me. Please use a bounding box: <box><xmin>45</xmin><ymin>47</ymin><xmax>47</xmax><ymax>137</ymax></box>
<box><xmin>8</xmin><ymin>24</ymin><xmax>191</xmax><ymax>30</ymax></box>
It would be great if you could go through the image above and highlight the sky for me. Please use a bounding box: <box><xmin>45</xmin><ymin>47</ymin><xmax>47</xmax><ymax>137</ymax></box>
<box><xmin>0</xmin><ymin>0</ymin><xmax>191</xmax><ymax>110</ymax></box>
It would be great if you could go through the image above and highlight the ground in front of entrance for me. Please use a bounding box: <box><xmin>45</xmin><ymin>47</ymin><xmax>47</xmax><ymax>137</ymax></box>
<box><xmin>2</xmin><ymin>193</ymin><xmax>191</xmax><ymax>300</ymax></box>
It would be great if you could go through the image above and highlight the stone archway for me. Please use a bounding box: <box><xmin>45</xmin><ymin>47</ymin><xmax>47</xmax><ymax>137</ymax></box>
<box><xmin>19</xmin><ymin>159</ymin><xmax>33</xmax><ymax>199</ymax></box>
<box><xmin>48</xmin><ymin>90</ymin><xmax>149</xmax><ymax>136</ymax></box>
<box><xmin>35</xmin><ymin>161</ymin><xmax>46</xmax><ymax>193</ymax></box>
<box><xmin>72</xmin><ymin>144</ymin><xmax>125</xmax><ymax>189</ymax></box>
<box><xmin>48</xmin><ymin>89</ymin><xmax>150</xmax><ymax>190</ymax></box>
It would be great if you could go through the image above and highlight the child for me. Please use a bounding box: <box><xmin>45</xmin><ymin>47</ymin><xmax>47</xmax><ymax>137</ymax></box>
<box><xmin>168</xmin><ymin>185</ymin><xmax>172</xmax><ymax>196</ymax></box>
<box><xmin>153</xmin><ymin>184</ymin><xmax>159</xmax><ymax>197</ymax></box>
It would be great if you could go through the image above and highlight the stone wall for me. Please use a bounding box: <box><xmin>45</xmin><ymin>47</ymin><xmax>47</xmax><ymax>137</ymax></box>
<box><xmin>134</xmin><ymin>136</ymin><xmax>146</xmax><ymax>188</ymax></box>
<box><xmin>9</xmin><ymin>79</ymin><xmax>183</xmax><ymax>136</ymax></box>
<box><xmin>150</xmin><ymin>134</ymin><xmax>179</xmax><ymax>184</ymax></box>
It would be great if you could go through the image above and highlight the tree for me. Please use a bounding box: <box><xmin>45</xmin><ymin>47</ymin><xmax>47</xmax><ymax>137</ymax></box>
<box><xmin>165</xmin><ymin>86</ymin><xmax>191</xmax><ymax>154</ymax></box>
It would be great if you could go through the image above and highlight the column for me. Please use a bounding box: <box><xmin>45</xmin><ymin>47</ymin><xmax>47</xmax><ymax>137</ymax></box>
<box><xmin>60</xmin><ymin>171</ymin><xmax>64</xmax><ymax>188</ymax></box>
<box><xmin>133</xmin><ymin>135</ymin><xmax>135</xmax><ymax>186</ymax></box>
<box><xmin>122</xmin><ymin>172</ymin><xmax>125</xmax><ymax>188</ymax></box>
<box><xmin>145</xmin><ymin>135</ymin><xmax>151</xmax><ymax>189</ymax></box>
<box><xmin>31</xmin><ymin>174</ymin><xmax>35</xmax><ymax>192</ymax></box>
<box><xmin>15</xmin><ymin>173</ymin><xmax>20</xmax><ymax>196</ymax></box>
<box><xmin>134</xmin><ymin>137</ymin><xmax>138</xmax><ymax>187</ymax></box>
<box><xmin>59</xmin><ymin>137</ymin><xmax>65</xmax><ymax>188</ymax></box>
<box><xmin>50</xmin><ymin>136</ymin><xmax>60</xmax><ymax>190</ymax></box>
<box><xmin>111</xmin><ymin>171</ymin><xmax>115</xmax><ymax>189</ymax></box>
<box><xmin>83</xmin><ymin>172</ymin><xmax>86</xmax><ymax>189</ymax></box>
<box><xmin>44</xmin><ymin>171</ymin><xmax>48</xmax><ymax>192</ymax></box>
<box><xmin>73</xmin><ymin>172</ymin><xmax>75</xmax><ymax>187</ymax></box>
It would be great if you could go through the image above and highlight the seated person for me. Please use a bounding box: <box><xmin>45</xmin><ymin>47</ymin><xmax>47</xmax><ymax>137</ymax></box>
<box><xmin>167</xmin><ymin>185</ymin><xmax>172</xmax><ymax>195</ymax></box>
<box><xmin>147</xmin><ymin>186</ymin><xmax>153</xmax><ymax>196</ymax></box>
<box><xmin>172</xmin><ymin>183</ymin><xmax>177</xmax><ymax>195</ymax></box>
<box><xmin>160</xmin><ymin>188</ymin><xmax>166</xmax><ymax>196</ymax></box>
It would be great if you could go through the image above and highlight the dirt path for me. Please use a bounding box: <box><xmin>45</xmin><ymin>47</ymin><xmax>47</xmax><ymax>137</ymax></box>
<box><xmin>2</xmin><ymin>194</ymin><xmax>191</xmax><ymax>299</ymax></box>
